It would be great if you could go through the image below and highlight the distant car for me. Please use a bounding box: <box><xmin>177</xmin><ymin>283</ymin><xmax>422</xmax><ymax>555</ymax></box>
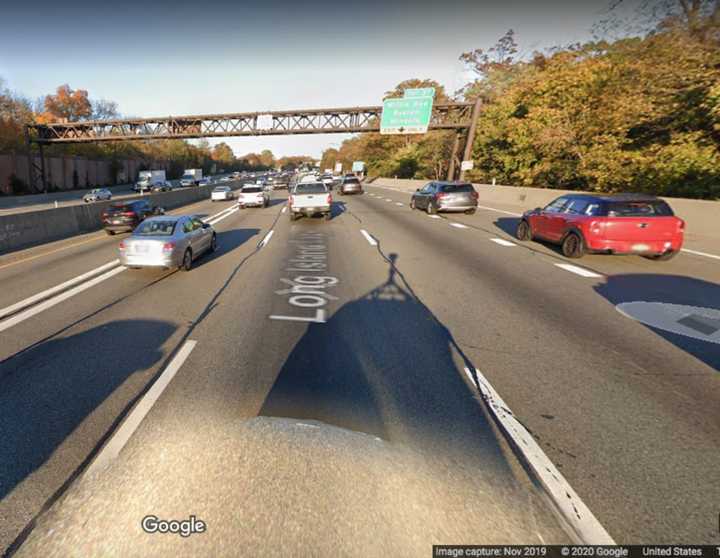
<box><xmin>288</xmin><ymin>182</ymin><xmax>331</xmax><ymax>221</ymax></box>
<box><xmin>410</xmin><ymin>181</ymin><xmax>478</xmax><ymax>214</ymax></box>
<box><xmin>151</xmin><ymin>181</ymin><xmax>173</xmax><ymax>192</ymax></box>
<box><xmin>83</xmin><ymin>188</ymin><xmax>112</xmax><ymax>203</ymax></box>
<box><xmin>237</xmin><ymin>185</ymin><xmax>270</xmax><ymax>208</ymax></box>
<box><xmin>220</xmin><ymin>176</ymin><xmax>232</xmax><ymax>183</ymax></box>
<box><xmin>211</xmin><ymin>185</ymin><xmax>234</xmax><ymax>201</ymax></box>
<box><xmin>515</xmin><ymin>193</ymin><xmax>685</xmax><ymax>260</ymax></box>
<box><xmin>339</xmin><ymin>176</ymin><xmax>363</xmax><ymax>195</ymax></box>
<box><xmin>102</xmin><ymin>199</ymin><xmax>164</xmax><ymax>235</ymax></box>
<box><xmin>198</xmin><ymin>178</ymin><xmax>211</xmax><ymax>187</ymax></box>
<box><xmin>319</xmin><ymin>174</ymin><xmax>334</xmax><ymax>190</ymax></box>
<box><xmin>118</xmin><ymin>215</ymin><xmax>216</xmax><ymax>271</ymax></box>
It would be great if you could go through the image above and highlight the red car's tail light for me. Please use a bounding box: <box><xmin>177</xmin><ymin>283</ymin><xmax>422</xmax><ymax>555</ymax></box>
<box><xmin>121</xmin><ymin>211</ymin><xmax>135</xmax><ymax>217</ymax></box>
<box><xmin>162</xmin><ymin>242</ymin><xmax>175</xmax><ymax>253</ymax></box>
<box><xmin>118</xmin><ymin>241</ymin><xmax>126</xmax><ymax>251</ymax></box>
<box><xmin>327</xmin><ymin>194</ymin><xmax>332</xmax><ymax>204</ymax></box>
<box><xmin>288</xmin><ymin>196</ymin><xmax>294</xmax><ymax>206</ymax></box>
<box><xmin>677</xmin><ymin>219</ymin><xmax>685</xmax><ymax>231</ymax></box>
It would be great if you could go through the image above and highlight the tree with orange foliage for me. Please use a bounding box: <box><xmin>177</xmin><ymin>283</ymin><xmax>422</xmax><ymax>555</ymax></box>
<box><xmin>36</xmin><ymin>84</ymin><xmax>92</xmax><ymax>124</ymax></box>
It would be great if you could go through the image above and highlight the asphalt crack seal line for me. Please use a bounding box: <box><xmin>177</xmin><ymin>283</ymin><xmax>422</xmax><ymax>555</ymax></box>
<box><xmin>463</xmin><ymin>367</ymin><xmax>615</xmax><ymax>545</ymax></box>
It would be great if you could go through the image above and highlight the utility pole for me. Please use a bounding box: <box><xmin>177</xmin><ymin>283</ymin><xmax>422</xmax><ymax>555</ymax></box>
<box><xmin>459</xmin><ymin>96</ymin><xmax>482</xmax><ymax>181</ymax></box>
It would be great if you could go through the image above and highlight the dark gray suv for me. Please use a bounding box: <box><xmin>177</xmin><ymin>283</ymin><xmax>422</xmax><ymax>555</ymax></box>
<box><xmin>410</xmin><ymin>181</ymin><xmax>478</xmax><ymax>215</ymax></box>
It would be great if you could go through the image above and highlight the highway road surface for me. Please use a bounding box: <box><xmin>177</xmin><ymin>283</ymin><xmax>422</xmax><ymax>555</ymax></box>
<box><xmin>1</xmin><ymin>185</ymin><xmax>718</xmax><ymax>555</ymax></box>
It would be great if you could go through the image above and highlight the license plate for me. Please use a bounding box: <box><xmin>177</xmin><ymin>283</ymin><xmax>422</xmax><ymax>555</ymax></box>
<box><xmin>132</xmin><ymin>245</ymin><xmax>148</xmax><ymax>253</ymax></box>
<box><xmin>632</xmin><ymin>243</ymin><xmax>650</xmax><ymax>252</ymax></box>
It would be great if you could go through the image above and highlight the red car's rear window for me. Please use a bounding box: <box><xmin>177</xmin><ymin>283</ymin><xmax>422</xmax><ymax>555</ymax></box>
<box><xmin>605</xmin><ymin>201</ymin><xmax>673</xmax><ymax>217</ymax></box>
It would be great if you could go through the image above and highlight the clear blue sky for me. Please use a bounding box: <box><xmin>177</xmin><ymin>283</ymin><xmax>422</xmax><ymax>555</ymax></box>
<box><xmin>0</xmin><ymin>0</ymin><xmax>624</xmax><ymax>158</ymax></box>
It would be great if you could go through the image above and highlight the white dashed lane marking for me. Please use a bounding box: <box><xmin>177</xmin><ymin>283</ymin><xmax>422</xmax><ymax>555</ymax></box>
<box><xmin>490</xmin><ymin>238</ymin><xmax>516</xmax><ymax>246</ymax></box>
<box><xmin>463</xmin><ymin>367</ymin><xmax>615</xmax><ymax>544</ymax></box>
<box><xmin>450</xmin><ymin>223</ymin><xmax>468</xmax><ymax>229</ymax></box>
<box><xmin>360</xmin><ymin>229</ymin><xmax>378</xmax><ymax>246</ymax></box>
<box><xmin>554</xmin><ymin>263</ymin><xmax>603</xmax><ymax>278</ymax></box>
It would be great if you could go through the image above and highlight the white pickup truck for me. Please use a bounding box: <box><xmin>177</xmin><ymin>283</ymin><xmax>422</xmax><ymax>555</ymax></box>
<box><xmin>288</xmin><ymin>182</ymin><xmax>332</xmax><ymax>221</ymax></box>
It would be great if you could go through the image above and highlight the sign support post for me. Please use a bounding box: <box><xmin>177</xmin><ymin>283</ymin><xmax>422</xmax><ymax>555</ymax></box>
<box><xmin>459</xmin><ymin>96</ymin><xmax>482</xmax><ymax>181</ymax></box>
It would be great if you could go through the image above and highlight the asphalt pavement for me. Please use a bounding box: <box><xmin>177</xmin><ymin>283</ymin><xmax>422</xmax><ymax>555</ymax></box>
<box><xmin>1</xmin><ymin>185</ymin><xmax>718</xmax><ymax>555</ymax></box>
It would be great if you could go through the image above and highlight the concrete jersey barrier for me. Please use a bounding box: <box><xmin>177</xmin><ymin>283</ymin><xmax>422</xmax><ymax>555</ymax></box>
<box><xmin>372</xmin><ymin>178</ymin><xmax>719</xmax><ymax>244</ymax></box>
<box><xmin>0</xmin><ymin>183</ymin><xmax>239</xmax><ymax>255</ymax></box>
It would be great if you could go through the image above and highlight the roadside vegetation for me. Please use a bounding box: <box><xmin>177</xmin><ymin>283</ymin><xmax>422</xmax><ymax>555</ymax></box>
<box><xmin>325</xmin><ymin>0</ymin><xmax>720</xmax><ymax>199</ymax></box>
<box><xmin>0</xmin><ymin>83</ymin><xmax>314</xmax><ymax>193</ymax></box>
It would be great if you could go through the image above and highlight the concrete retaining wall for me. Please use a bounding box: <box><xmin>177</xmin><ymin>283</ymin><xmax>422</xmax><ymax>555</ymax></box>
<box><xmin>373</xmin><ymin>178</ymin><xmax>719</xmax><ymax>242</ymax></box>
<box><xmin>0</xmin><ymin>184</ymin><xmax>231</xmax><ymax>255</ymax></box>
<box><xmin>0</xmin><ymin>151</ymin><xmax>162</xmax><ymax>195</ymax></box>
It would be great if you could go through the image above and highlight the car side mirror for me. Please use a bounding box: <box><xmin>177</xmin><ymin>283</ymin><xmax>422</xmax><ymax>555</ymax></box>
<box><xmin>534</xmin><ymin>207</ymin><xmax>542</xmax><ymax>212</ymax></box>
<box><xmin>202</xmin><ymin>223</ymin><xmax>210</xmax><ymax>229</ymax></box>
<box><xmin>415</xmin><ymin>188</ymin><xmax>420</xmax><ymax>192</ymax></box>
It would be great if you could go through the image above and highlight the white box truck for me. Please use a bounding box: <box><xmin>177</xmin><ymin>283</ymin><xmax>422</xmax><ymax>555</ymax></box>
<box><xmin>180</xmin><ymin>169</ymin><xmax>203</xmax><ymax>187</ymax></box>
<box><xmin>135</xmin><ymin>170</ymin><xmax>166</xmax><ymax>192</ymax></box>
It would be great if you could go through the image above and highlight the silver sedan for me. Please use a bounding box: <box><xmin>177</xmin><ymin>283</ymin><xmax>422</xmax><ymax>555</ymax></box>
<box><xmin>83</xmin><ymin>188</ymin><xmax>112</xmax><ymax>202</ymax></box>
<box><xmin>118</xmin><ymin>215</ymin><xmax>217</xmax><ymax>271</ymax></box>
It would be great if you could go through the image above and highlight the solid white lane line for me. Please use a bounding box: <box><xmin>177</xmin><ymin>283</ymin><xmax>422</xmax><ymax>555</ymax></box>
<box><xmin>395</xmin><ymin>202</ymin><xmax>404</xmax><ymax>206</ymax></box>
<box><xmin>0</xmin><ymin>266</ymin><xmax>127</xmax><ymax>333</ymax></box>
<box><xmin>205</xmin><ymin>207</ymin><xmax>239</xmax><ymax>226</ymax></box>
<box><xmin>681</xmin><ymin>248</ymin><xmax>720</xmax><ymax>261</ymax></box>
<box><xmin>490</xmin><ymin>238</ymin><xmax>516</xmax><ymax>246</ymax></box>
<box><xmin>0</xmin><ymin>259</ymin><xmax>121</xmax><ymax>320</ymax></box>
<box><xmin>554</xmin><ymin>263</ymin><xmax>603</xmax><ymax>278</ymax></box>
<box><xmin>476</xmin><ymin>204</ymin><xmax>522</xmax><ymax>217</ymax></box>
<box><xmin>85</xmin><ymin>340</ymin><xmax>197</xmax><ymax>475</ymax></box>
<box><xmin>463</xmin><ymin>367</ymin><xmax>615</xmax><ymax>545</ymax></box>
<box><xmin>450</xmin><ymin>223</ymin><xmax>468</xmax><ymax>229</ymax></box>
<box><xmin>360</xmin><ymin>229</ymin><xmax>378</xmax><ymax>246</ymax></box>
<box><xmin>258</xmin><ymin>230</ymin><xmax>274</xmax><ymax>249</ymax></box>
<box><xmin>385</xmin><ymin>198</ymin><xmax>393</xmax><ymax>202</ymax></box>
<box><xmin>428</xmin><ymin>215</ymin><xmax>441</xmax><ymax>219</ymax></box>
<box><xmin>203</xmin><ymin>205</ymin><xmax>235</xmax><ymax>222</ymax></box>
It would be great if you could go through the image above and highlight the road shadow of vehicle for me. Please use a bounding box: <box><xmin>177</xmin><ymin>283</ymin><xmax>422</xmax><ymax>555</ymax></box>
<box><xmin>0</xmin><ymin>319</ymin><xmax>175</xmax><ymax>501</ymax></box>
<box><xmin>594</xmin><ymin>273</ymin><xmax>720</xmax><ymax>372</ymax></box>
<box><xmin>494</xmin><ymin>217</ymin><xmax>520</xmax><ymax>237</ymax></box>
<box><xmin>259</xmin><ymin>253</ymin><xmax>516</xmax><ymax>477</ymax></box>
<box><xmin>193</xmin><ymin>228</ymin><xmax>260</xmax><ymax>268</ymax></box>
<box><xmin>267</xmin><ymin>199</ymin><xmax>287</xmax><ymax>208</ymax></box>
<box><xmin>494</xmin><ymin>217</ymin><xmax>575</xmax><ymax>258</ymax></box>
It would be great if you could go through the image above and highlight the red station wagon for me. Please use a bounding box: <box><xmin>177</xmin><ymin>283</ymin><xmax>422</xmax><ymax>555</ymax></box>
<box><xmin>515</xmin><ymin>194</ymin><xmax>684</xmax><ymax>260</ymax></box>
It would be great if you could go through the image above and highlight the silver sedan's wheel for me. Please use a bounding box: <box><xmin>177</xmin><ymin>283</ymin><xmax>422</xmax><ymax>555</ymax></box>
<box><xmin>181</xmin><ymin>249</ymin><xmax>192</xmax><ymax>271</ymax></box>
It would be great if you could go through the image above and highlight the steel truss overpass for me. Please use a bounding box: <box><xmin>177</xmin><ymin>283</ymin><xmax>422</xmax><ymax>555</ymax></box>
<box><xmin>24</xmin><ymin>100</ymin><xmax>482</xmax><ymax>190</ymax></box>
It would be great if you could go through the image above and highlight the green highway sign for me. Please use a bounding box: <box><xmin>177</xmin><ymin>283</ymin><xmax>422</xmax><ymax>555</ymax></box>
<box><xmin>404</xmin><ymin>87</ymin><xmax>435</xmax><ymax>98</ymax></box>
<box><xmin>380</xmin><ymin>97</ymin><xmax>434</xmax><ymax>135</ymax></box>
